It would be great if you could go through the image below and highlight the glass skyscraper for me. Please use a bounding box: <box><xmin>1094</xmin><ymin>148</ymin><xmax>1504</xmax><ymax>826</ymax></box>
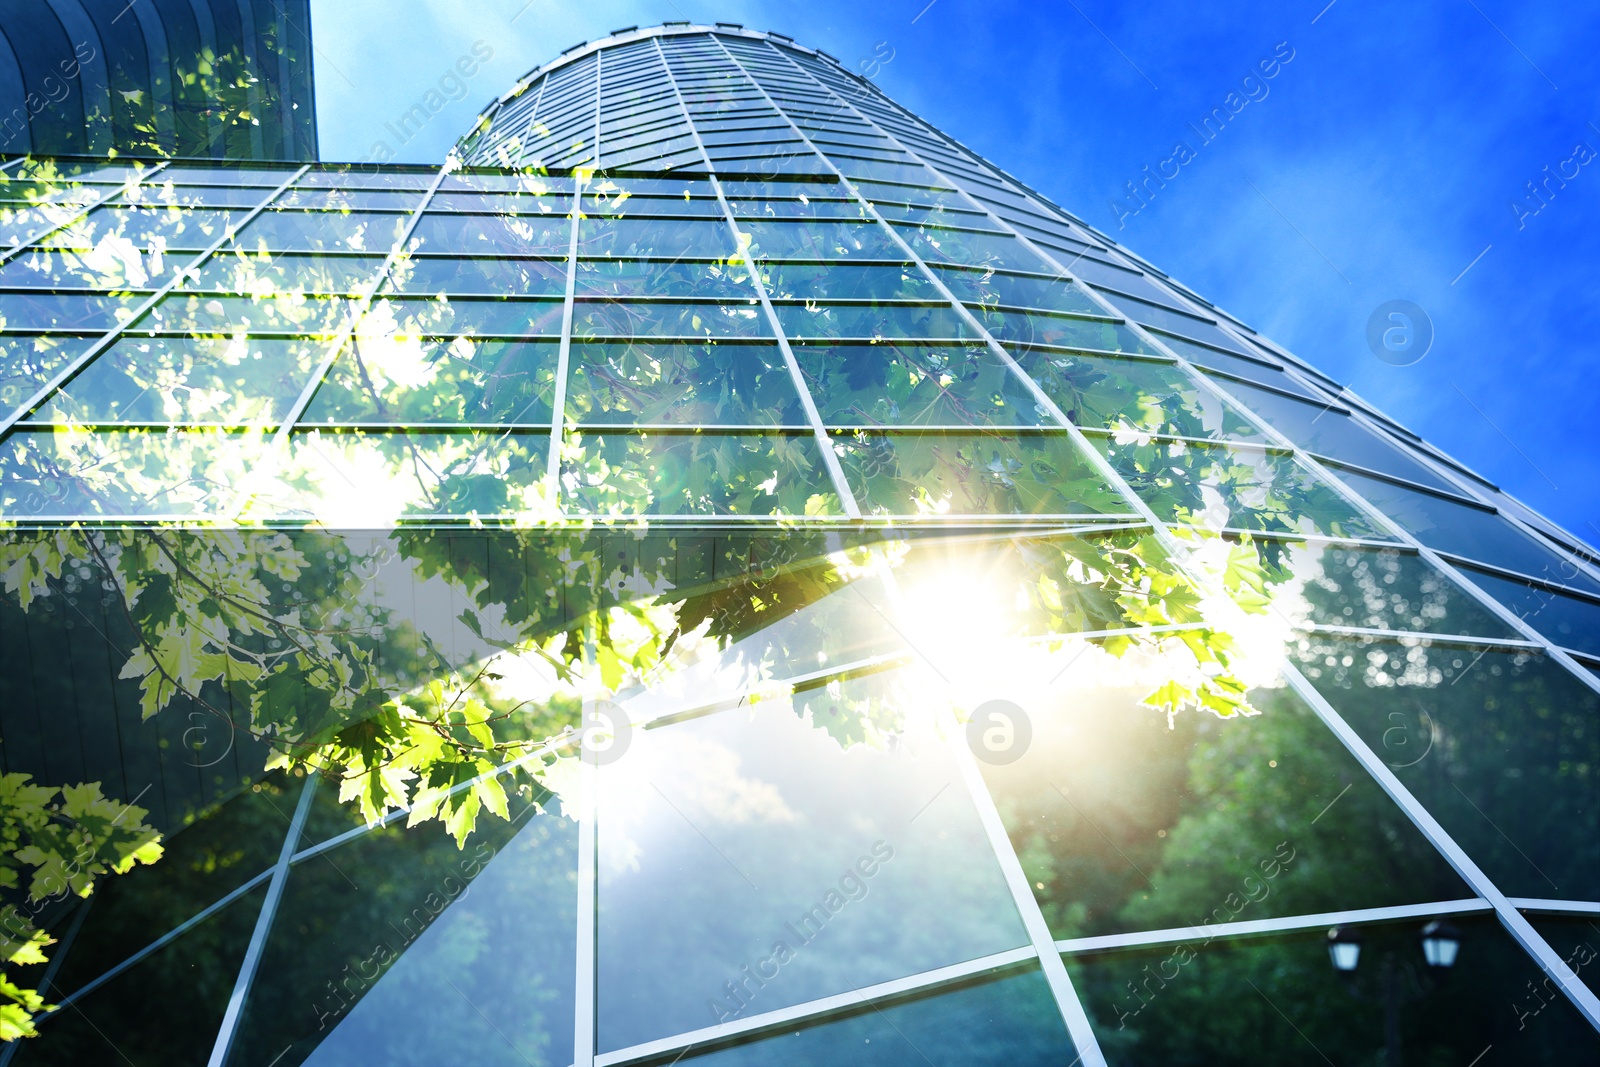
<box><xmin>1</xmin><ymin>22</ymin><xmax>1598</xmax><ymax>1067</ymax></box>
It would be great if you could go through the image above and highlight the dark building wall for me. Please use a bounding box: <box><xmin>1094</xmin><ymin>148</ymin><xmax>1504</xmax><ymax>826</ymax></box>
<box><xmin>0</xmin><ymin>0</ymin><xmax>318</xmax><ymax>161</ymax></box>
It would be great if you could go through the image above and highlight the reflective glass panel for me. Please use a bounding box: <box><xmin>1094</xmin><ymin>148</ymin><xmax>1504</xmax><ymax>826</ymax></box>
<box><xmin>981</xmin><ymin>674</ymin><xmax>1466</xmax><ymax>940</ymax></box>
<box><xmin>234</xmin><ymin>210</ymin><xmax>410</xmax><ymax>254</ymax></box>
<box><xmin>773</xmin><ymin>301</ymin><xmax>971</xmax><ymax>341</ymax></box>
<box><xmin>677</xmin><ymin>969</ymin><xmax>1077</xmax><ymax>1066</ymax></box>
<box><xmin>226</xmin><ymin>804</ymin><xmax>576</xmax><ymax>1067</ymax></box>
<box><xmin>137</xmin><ymin>293</ymin><xmax>350</xmax><ymax>334</ymax></box>
<box><xmin>306</xmin><ymin>337</ymin><xmax>559</xmax><ymax>426</ymax></box>
<box><xmin>565</xmin><ymin>342</ymin><xmax>803</xmax><ymax>426</ymax></box>
<box><xmin>577</xmin><ymin>216</ymin><xmax>735</xmax><ymax>258</ymax></box>
<box><xmin>1458</xmin><ymin>566</ymin><xmax>1600</xmax><ymax>658</ymax></box>
<box><xmin>250</xmin><ymin>430</ymin><xmax>550</xmax><ymax>523</ymax></box>
<box><xmin>978</xmin><ymin>308</ymin><xmax>1152</xmax><ymax>354</ymax></box>
<box><xmin>892</xmin><ymin>225</ymin><xmax>1052</xmax><ymax>272</ymax></box>
<box><xmin>933</xmin><ymin>265</ymin><xmax>1101</xmax><ymax>316</ymax></box>
<box><xmin>387</xmin><ymin>255</ymin><xmax>568</xmax><ymax>297</ymax></box>
<box><xmin>736</xmin><ymin>220</ymin><xmax>904</xmax><ymax>261</ymax></box>
<box><xmin>1</xmin><ymin>335</ymin><xmax>97</xmax><ymax>413</ymax></box>
<box><xmin>760</xmin><ymin>261</ymin><xmax>936</xmax><ymax>301</ymax></box>
<box><xmin>1018</xmin><ymin>350</ymin><xmax>1261</xmax><ymax>441</ymax></box>
<box><xmin>188</xmin><ymin>251</ymin><xmax>387</xmax><ymax>295</ymax></box>
<box><xmin>1336</xmin><ymin>470</ymin><xmax>1600</xmax><ymax>593</ymax></box>
<box><xmin>835</xmin><ymin>430</ymin><xmax>1127</xmax><ymax>517</ymax></box>
<box><xmin>11</xmin><ymin>884</ymin><xmax>266</xmax><ymax>1066</ymax></box>
<box><xmin>0</xmin><ymin>427</ymin><xmax>265</xmax><ymax>518</ymax></box>
<box><xmin>571</xmin><ymin>300</ymin><xmax>768</xmax><ymax>340</ymax></box>
<box><xmin>1095</xmin><ymin>436</ymin><xmax>1391</xmax><ymax>539</ymax></box>
<box><xmin>366</xmin><ymin>296</ymin><xmax>564</xmax><ymax>338</ymax></box>
<box><xmin>410</xmin><ymin>212</ymin><xmax>571</xmax><ymax>256</ymax></box>
<box><xmin>1294</xmin><ymin>638</ymin><xmax>1600</xmax><ymax>898</ymax></box>
<box><xmin>796</xmin><ymin>342</ymin><xmax>1045</xmax><ymax>428</ymax></box>
<box><xmin>34</xmin><ymin>335</ymin><xmax>323</xmax><ymax>424</ymax></box>
<box><xmin>1066</xmin><ymin>914</ymin><xmax>1600</xmax><ymax>1065</ymax></box>
<box><xmin>572</xmin><ymin>257</ymin><xmax>755</xmax><ymax>300</ymax></box>
<box><xmin>597</xmin><ymin>677</ymin><xmax>1026</xmax><ymax>1049</ymax></box>
<box><xmin>0</xmin><ymin>292</ymin><xmax>143</xmax><ymax>331</ymax></box>
<box><xmin>562</xmin><ymin>430</ymin><xmax>838</xmax><ymax>516</ymax></box>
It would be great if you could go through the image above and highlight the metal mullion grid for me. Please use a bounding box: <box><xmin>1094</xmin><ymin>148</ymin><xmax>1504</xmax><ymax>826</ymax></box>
<box><xmin>711</xmin><ymin>36</ymin><xmax>1109</xmax><ymax>1061</ymax></box>
<box><xmin>1056</xmin><ymin>898</ymin><xmax>1493</xmax><ymax>958</ymax></box>
<box><xmin>204</xmin><ymin>774</ymin><xmax>317</xmax><ymax>1067</ymax></box>
<box><xmin>651</xmin><ymin>34</ymin><xmax>860</xmax><ymax>519</ymax></box>
<box><xmin>212</xmin><ymin>160</ymin><xmax>457</xmax><ymax>524</ymax></box>
<box><xmin>0</xmin><ymin>161</ymin><xmax>171</xmax><ymax>270</ymax></box>
<box><xmin>778</xmin><ymin>47</ymin><xmax>1600</xmax><ymax>700</ymax></box>
<box><xmin>591</xmin><ymin>48</ymin><xmax>604</xmax><ymax>172</ymax></box>
<box><xmin>761</xmin><ymin>38</ymin><xmax>1600</xmax><ymax>1034</ymax></box>
<box><xmin>0</xmin><ymin>161</ymin><xmax>296</xmax><ymax>439</ymax></box>
<box><xmin>595</xmin><ymin>947</ymin><xmax>1037</xmax><ymax>1066</ymax></box>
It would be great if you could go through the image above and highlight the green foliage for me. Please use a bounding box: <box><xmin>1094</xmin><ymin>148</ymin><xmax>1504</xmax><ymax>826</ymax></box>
<box><xmin>0</xmin><ymin>774</ymin><xmax>162</xmax><ymax>1040</ymax></box>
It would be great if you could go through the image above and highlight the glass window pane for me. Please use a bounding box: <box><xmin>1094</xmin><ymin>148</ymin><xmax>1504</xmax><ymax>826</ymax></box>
<box><xmin>45</xmin><ymin>205</ymin><xmax>243</xmax><ymax>251</ymax></box>
<box><xmin>577</xmin><ymin>216</ymin><xmax>735</xmax><ymax>258</ymax></box>
<box><xmin>1162</xmin><ymin>333</ymin><xmax>1327</xmax><ymax>399</ymax></box>
<box><xmin>1460</xmin><ymin>566</ymin><xmax>1600</xmax><ymax>657</ymax></box>
<box><xmin>13</xmin><ymin>884</ymin><xmax>267</xmax><ymax>1065</ymax></box>
<box><xmin>47</xmin><ymin>776</ymin><xmax>301</xmax><ymax>1002</ymax></box>
<box><xmin>979</xmin><ymin>308</ymin><xmax>1152</xmax><ymax>355</ymax></box>
<box><xmin>234</xmin><ymin>210</ymin><xmax>410</xmax><ymax>254</ymax></box>
<box><xmin>0</xmin><ymin>292</ymin><xmax>143</xmax><ymax>331</ymax></box>
<box><xmin>760</xmin><ymin>261</ymin><xmax>936</xmax><ymax>301</ymax></box>
<box><xmin>273</xmin><ymin>188</ymin><xmax>424</xmax><ymax>211</ymax></box>
<box><xmin>34</xmin><ymin>335</ymin><xmax>323</xmax><ymax>424</ymax></box>
<box><xmin>892</xmin><ymin>224</ymin><xmax>1052</xmax><ymax>272</ymax></box>
<box><xmin>983</xmin><ymin>674</ymin><xmax>1466</xmax><ymax>940</ymax></box>
<box><xmin>719</xmin><ymin>178</ymin><xmax>846</xmax><ymax>200</ymax></box>
<box><xmin>561</xmin><ymin>430</ymin><xmax>838</xmax><ymax>516</ymax></box>
<box><xmin>1335</xmin><ymin>470</ymin><xmax>1600</xmax><ymax>593</ymax></box>
<box><xmin>736</xmin><ymin>220</ymin><xmax>904</xmax><ymax>261</ymax></box>
<box><xmin>305</xmin><ymin>337</ymin><xmax>559</xmax><ymax>426</ymax></box>
<box><xmin>1066</xmin><ymin>914</ymin><xmax>1600</xmax><ymax>1064</ymax></box>
<box><xmin>0</xmin><ymin>427</ymin><xmax>265</xmax><ymax>518</ymax></box>
<box><xmin>797</xmin><ymin>342</ymin><xmax>1046</xmax><ymax>427</ymax></box>
<box><xmin>584</xmin><ymin>193</ymin><xmax>725</xmax><ymax>219</ymax></box>
<box><xmin>366</xmin><ymin>296</ymin><xmax>565</xmax><ymax>338</ymax></box>
<box><xmin>1270</xmin><ymin>545</ymin><xmax>1523</xmax><ymax>637</ymax></box>
<box><xmin>1</xmin><ymin>335</ymin><xmax>97</xmax><ymax>413</ymax></box>
<box><xmin>249</xmin><ymin>430</ymin><xmax>550</xmax><ymax>522</ymax></box>
<box><xmin>571</xmin><ymin>300</ymin><xmax>769</xmax><ymax>341</ymax></box>
<box><xmin>226</xmin><ymin>806</ymin><xmax>577</xmax><ymax>1067</ymax></box>
<box><xmin>187</xmin><ymin>251</ymin><xmax>386</xmax><ymax>295</ymax></box>
<box><xmin>729</xmin><ymin>197</ymin><xmax>871</xmax><ymax>221</ymax></box>
<box><xmin>1018</xmin><ymin>350</ymin><xmax>1263</xmax><ymax>441</ymax></box>
<box><xmin>1294</xmin><ymin>638</ymin><xmax>1600</xmax><ymax>897</ymax></box>
<box><xmin>573</xmin><ymin>257</ymin><xmax>755</xmax><ymax>300</ymax></box>
<box><xmin>837</xmin><ymin>158</ymin><xmax>949</xmax><ymax>187</ymax></box>
<box><xmin>566</xmin><ymin>341</ymin><xmax>803</xmax><ymax>426</ymax></box>
<box><xmin>836</xmin><ymin>430</ymin><xmax>1127</xmax><ymax>516</ymax></box>
<box><xmin>409</xmin><ymin>212</ymin><xmax>570</xmax><ymax>256</ymax></box>
<box><xmin>136</xmin><ymin>293</ymin><xmax>352</xmax><ymax>335</ymax></box>
<box><xmin>597</xmin><ymin>684</ymin><xmax>1026</xmax><ymax>1050</ymax></box>
<box><xmin>774</xmin><ymin>301</ymin><xmax>972</xmax><ymax>341</ymax></box>
<box><xmin>389</xmin><ymin>254</ymin><xmax>568</xmax><ymax>297</ymax></box>
<box><xmin>0</xmin><ymin>244</ymin><xmax>181</xmax><ymax>288</ymax></box>
<box><xmin>428</xmin><ymin>191</ymin><xmax>567</xmax><ymax>214</ymax></box>
<box><xmin>681</xmin><ymin>969</ymin><xmax>1076</xmax><ymax>1065</ymax></box>
<box><xmin>1218</xmin><ymin>378</ymin><xmax>1458</xmax><ymax>491</ymax></box>
<box><xmin>1095</xmin><ymin>436</ymin><xmax>1391</xmax><ymax>539</ymax></box>
<box><xmin>933</xmin><ymin>265</ymin><xmax>1101</xmax><ymax>316</ymax></box>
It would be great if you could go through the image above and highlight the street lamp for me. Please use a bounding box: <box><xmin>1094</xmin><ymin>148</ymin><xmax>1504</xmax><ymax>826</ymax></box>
<box><xmin>1420</xmin><ymin>920</ymin><xmax>1461</xmax><ymax>969</ymax></box>
<box><xmin>1328</xmin><ymin>925</ymin><xmax>1364</xmax><ymax>972</ymax></box>
<box><xmin>1327</xmin><ymin>920</ymin><xmax>1463</xmax><ymax>1066</ymax></box>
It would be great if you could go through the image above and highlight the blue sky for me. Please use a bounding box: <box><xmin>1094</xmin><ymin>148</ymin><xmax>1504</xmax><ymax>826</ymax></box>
<box><xmin>310</xmin><ymin>0</ymin><xmax>1600</xmax><ymax>542</ymax></box>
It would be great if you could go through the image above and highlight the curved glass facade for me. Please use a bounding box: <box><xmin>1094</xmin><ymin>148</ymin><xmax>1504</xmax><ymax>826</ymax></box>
<box><xmin>1</xmin><ymin>23</ymin><xmax>1598</xmax><ymax>1067</ymax></box>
